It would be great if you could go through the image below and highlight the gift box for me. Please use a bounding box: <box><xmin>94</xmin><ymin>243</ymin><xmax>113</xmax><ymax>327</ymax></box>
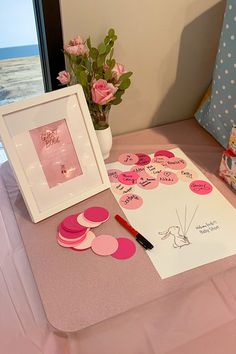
<box><xmin>219</xmin><ymin>126</ymin><xmax>236</xmax><ymax>191</ymax></box>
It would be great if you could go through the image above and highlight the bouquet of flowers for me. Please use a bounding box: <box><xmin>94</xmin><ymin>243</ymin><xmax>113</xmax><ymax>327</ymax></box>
<box><xmin>57</xmin><ymin>28</ymin><xmax>132</xmax><ymax>130</ymax></box>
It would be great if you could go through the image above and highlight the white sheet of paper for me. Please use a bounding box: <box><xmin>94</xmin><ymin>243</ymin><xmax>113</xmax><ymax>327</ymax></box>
<box><xmin>106</xmin><ymin>148</ymin><xmax>236</xmax><ymax>279</ymax></box>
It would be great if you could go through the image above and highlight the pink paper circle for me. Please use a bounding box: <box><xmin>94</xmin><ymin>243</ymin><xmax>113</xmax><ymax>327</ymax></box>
<box><xmin>119</xmin><ymin>193</ymin><xmax>143</xmax><ymax>209</ymax></box>
<box><xmin>152</xmin><ymin>155</ymin><xmax>168</xmax><ymax>166</ymax></box>
<box><xmin>130</xmin><ymin>165</ymin><xmax>146</xmax><ymax>174</ymax></box>
<box><xmin>178</xmin><ymin>169</ymin><xmax>198</xmax><ymax>182</ymax></box>
<box><xmin>166</xmin><ymin>157</ymin><xmax>187</xmax><ymax>170</ymax></box>
<box><xmin>71</xmin><ymin>231</ymin><xmax>96</xmax><ymax>251</ymax></box>
<box><xmin>62</xmin><ymin>214</ymin><xmax>87</xmax><ymax>233</ymax></box>
<box><xmin>111</xmin><ymin>237</ymin><xmax>136</xmax><ymax>260</ymax></box>
<box><xmin>59</xmin><ymin>223</ymin><xmax>88</xmax><ymax>240</ymax></box>
<box><xmin>154</xmin><ymin>150</ymin><xmax>175</xmax><ymax>158</ymax></box>
<box><xmin>107</xmin><ymin>169</ymin><xmax>122</xmax><ymax>183</ymax></box>
<box><xmin>118</xmin><ymin>172</ymin><xmax>140</xmax><ymax>185</ymax></box>
<box><xmin>84</xmin><ymin>206</ymin><xmax>110</xmax><ymax>223</ymax></box>
<box><xmin>137</xmin><ymin>175</ymin><xmax>159</xmax><ymax>190</ymax></box>
<box><xmin>91</xmin><ymin>235</ymin><xmax>119</xmax><ymax>256</ymax></box>
<box><xmin>135</xmin><ymin>153</ymin><xmax>151</xmax><ymax>166</ymax></box>
<box><xmin>77</xmin><ymin>213</ymin><xmax>102</xmax><ymax>228</ymax></box>
<box><xmin>159</xmin><ymin>171</ymin><xmax>178</xmax><ymax>185</ymax></box>
<box><xmin>57</xmin><ymin>234</ymin><xmax>86</xmax><ymax>248</ymax></box>
<box><xmin>118</xmin><ymin>153</ymin><xmax>139</xmax><ymax>165</ymax></box>
<box><xmin>189</xmin><ymin>180</ymin><xmax>213</xmax><ymax>195</ymax></box>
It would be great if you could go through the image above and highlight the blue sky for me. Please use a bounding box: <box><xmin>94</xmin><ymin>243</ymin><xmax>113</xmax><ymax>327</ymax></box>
<box><xmin>0</xmin><ymin>0</ymin><xmax>38</xmax><ymax>48</ymax></box>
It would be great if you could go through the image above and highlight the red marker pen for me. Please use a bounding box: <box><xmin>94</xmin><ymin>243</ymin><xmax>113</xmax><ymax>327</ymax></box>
<box><xmin>115</xmin><ymin>214</ymin><xmax>154</xmax><ymax>250</ymax></box>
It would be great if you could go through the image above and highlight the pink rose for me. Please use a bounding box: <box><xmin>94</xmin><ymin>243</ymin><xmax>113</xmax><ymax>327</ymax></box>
<box><xmin>112</xmin><ymin>63</ymin><xmax>126</xmax><ymax>81</ymax></box>
<box><xmin>91</xmin><ymin>79</ymin><xmax>117</xmax><ymax>105</ymax></box>
<box><xmin>64</xmin><ymin>37</ymin><xmax>87</xmax><ymax>56</ymax></box>
<box><xmin>57</xmin><ymin>71</ymin><xmax>71</xmax><ymax>85</ymax></box>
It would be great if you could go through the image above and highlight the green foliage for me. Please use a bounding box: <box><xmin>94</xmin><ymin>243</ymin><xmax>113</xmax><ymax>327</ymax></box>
<box><xmin>61</xmin><ymin>28</ymin><xmax>133</xmax><ymax>129</ymax></box>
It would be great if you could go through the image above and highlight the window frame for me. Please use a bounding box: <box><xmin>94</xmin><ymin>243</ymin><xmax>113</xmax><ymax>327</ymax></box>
<box><xmin>33</xmin><ymin>0</ymin><xmax>65</xmax><ymax>92</ymax></box>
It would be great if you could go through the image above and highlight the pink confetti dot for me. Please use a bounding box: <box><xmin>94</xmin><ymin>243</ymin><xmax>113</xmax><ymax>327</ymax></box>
<box><xmin>84</xmin><ymin>206</ymin><xmax>110</xmax><ymax>223</ymax></box>
<box><xmin>118</xmin><ymin>171</ymin><xmax>140</xmax><ymax>185</ymax></box>
<box><xmin>91</xmin><ymin>235</ymin><xmax>119</xmax><ymax>256</ymax></box>
<box><xmin>119</xmin><ymin>193</ymin><xmax>143</xmax><ymax>210</ymax></box>
<box><xmin>159</xmin><ymin>171</ymin><xmax>178</xmax><ymax>185</ymax></box>
<box><xmin>189</xmin><ymin>180</ymin><xmax>213</xmax><ymax>195</ymax></box>
<box><xmin>118</xmin><ymin>153</ymin><xmax>139</xmax><ymax>165</ymax></box>
<box><xmin>154</xmin><ymin>150</ymin><xmax>175</xmax><ymax>158</ymax></box>
<box><xmin>111</xmin><ymin>237</ymin><xmax>136</xmax><ymax>260</ymax></box>
<box><xmin>135</xmin><ymin>153</ymin><xmax>151</xmax><ymax>166</ymax></box>
<box><xmin>166</xmin><ymin>157</ymin><xmax>187</xmax><ymax>170</ymax></box>
<box><xmin>107</xmin><ymin>169</ymin><xmax>122</xmax><ymax>183</ymax></box>
<box><xmin>62</xmin><ymin>214</ymin><xmax>87</xmax><ymax>233</ymax></box>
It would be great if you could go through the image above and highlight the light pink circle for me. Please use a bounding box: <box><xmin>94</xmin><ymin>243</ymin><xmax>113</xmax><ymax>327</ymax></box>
<box><xmin>178</xmin><ymin>169</ymin><xmax>198</xmax><ymax>182</ymax></box>
<box><xmin>84</xmin><ymin>207</ymin><xmax>110</xmax><ymax>223</ymax></box>
<box><xmin>189</xmin><ymin>180</ymin><xmax>213</xmax><ymax>195</ymax></box>
<box><xmin>154</xmin><ymin>150</ymin><xmax>175</xmax><ymax>158</ymax></box>
<box><xmin>119</xmin><ymin>193</ymin><xmax>143</xmax><ymax>209</ymax></box>
<box><xmin>107</xmin><ymin>169</ymin><xmax>122</xmax><ymax>183</ymax></box>
<box><xmin>152</xmin><ymin>155</ymin><xmax>168</xmax><ymax>166</ymax></box>
<box><xmin>118</xmin><ymin>171</ymin><xmax>140</xmax><ymax>185</ymax></box>
<box><xmin>130</xmin><ymin>165</ymin><xmax>146</xmax><ymax>174</ymax></box>
<box><xmin>159</xmin><ymin>171</ymin><xmax>178</xmax><ymax>185</ymax></box>
<box><xmin>166</xmin><ymin>157</ymin><xmax>187</xmax><ymax>170</ymax></box>
<box><xmin>77</xmin><ymin>213</ymin><xmax>102</xmax><ymax>228</ymax></box>
<box><xmin>137</xmin><ymin>175</ymin><xmax>159</xmax><ymax>190</ymax></box>
<box><xmin>59</xmin><ymin>223</ymin><xmax>88</xmax><ymax>239</ymax></box>
<box><xmin>62</xmin><ymin>214</ymin><xmax>87</xmax><ymax>233</ymax></box>
<box><xmin>91</xmin><ymin>234</ymin><xmax>119</xmax><ymax>256</ymax></box>
<box><xmin>112</xmin><ymin>183</ymin><xmax>135</xmax><ymax>196</ymax></box>
<box><xmin>118</xmin><ymin>153</ymin><xmax>139</xmax><ymax>165</ymax></box>
<box><xmin>71</xmin><ymin>231</ymin><xmax>96</xmax><ymax>251</ymax></box>
<box><xmin>135</xmin><ymin>153</ymin><xmax>151</xmax><ymax>166</ymax></box>
<box><xmin>111</xmin><ymin>237</ymin><xmax>136</xmax><ymax>260</ymax></box>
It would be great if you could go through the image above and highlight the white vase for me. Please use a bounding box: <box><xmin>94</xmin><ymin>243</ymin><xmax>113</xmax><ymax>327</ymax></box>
<box><xmin>95</xmin><ymin>126</ymin><xmax>112</xmax><ymax>160</ymax></box>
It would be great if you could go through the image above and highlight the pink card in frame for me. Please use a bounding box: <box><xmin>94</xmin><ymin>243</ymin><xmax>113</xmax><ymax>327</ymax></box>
<box><xmin>0</xmin><ymin>85</ymin><xmax>110</xmax><ymax>222</ymax></box>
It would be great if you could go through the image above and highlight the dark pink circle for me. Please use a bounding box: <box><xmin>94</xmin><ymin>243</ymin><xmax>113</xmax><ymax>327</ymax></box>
<box><xmin>57</xmin><ymin>233</ymin><xmax>86</xmax><ymax>245</ymax></box>
<box><xmin>111</xmin><ymin>237</ymin><xmax>136</xmax><ymax>260</ymax></box>
<box><xmin>118</xmin><ymin>171</ymin><xmax>140</xmax><ymax>185</ymax></box>
<box><xmin>135</xmin><ymin>153</ymin><xmax>151</xmax><ymax>166</ymax></box>
<box><xmin>189</xmin><ymin>180</ymin><xmax>213</xmax><ymax>195</ymax></box>
<box><xmin>84</xmin><ymin>206</ymin><xmax>110</xmax><ymax>223</ymax></box>
<box><xmin>107</xmin><ymin>169</ymin><xmax>122</xmax><ymax>183</ymax></box>
<box><xmin>62</xmin><ymin>214</ymin><xmax>87</xmax><ymax>233</ymax></box>
<box><xmin>59</xmin><ymin>223</ymin><xmax>88</xmax><ymax>239</ymax></box>
<box><xmin>154</xmin><ymin>150</ymin><xmax>175</xmax><ymax>158</ymax></box>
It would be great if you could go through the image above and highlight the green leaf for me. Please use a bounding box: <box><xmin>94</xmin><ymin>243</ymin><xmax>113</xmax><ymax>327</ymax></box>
<box><xmin>108</xmin><ymin>28</ymin><xmax>115</xmax><ymax>37</ymax></box>
<box><xmin>119</xmin><ymin>71</ymin><xmax>133</xmax><ymax>81</ymax></box>
<box><xmin>76</xmin><ymin>70</ymin><xmax>87</xmax><ymax>86</ymax></box>
<box><xmin>98</xmin><ymin>42</ymin><xmax>106</xmax><ymax>54</ymax></box>
<box><xmin>109</xmin><ymin>48</ymin><xmax>114</xmax><ymax>59</ymax></box>
<box><xmin>111</xmin><ymin>97</ymin><xmax>122</xmax><ymax>105</ymax></box>
<box><xmin>90</xmin><ymin>47</ymin><xmax>98</xmax><ymax>60</ymax></box>
<box><xmin>104</xmin><ymin>70</ymin><xmax>112</xmax><ymax>80</ymax></box>
<box><xmin>114</xmin><ymin>89</ymin><xmax>125</xmax><ymax>99</ymax></box>
<box><xmin>97</xmin><ymin>54</ymin><xmax>106</xmax><ymax>67</ymax></box>
<box><xmin>118</xmin><ymin>78</ymin><xmax>131</xmax><ymax>90</ymax></box>
<box><xmin>87</xmin><ymin>37</ymin><xmax>91</xmax><ymax>50</ymax></box>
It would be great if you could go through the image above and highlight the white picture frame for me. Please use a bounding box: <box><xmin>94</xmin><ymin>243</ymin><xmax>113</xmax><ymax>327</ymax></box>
<box><xmin>0</xmin><ymin>85</ymin><xmax>110</xmax><ymax>223</ymax></box>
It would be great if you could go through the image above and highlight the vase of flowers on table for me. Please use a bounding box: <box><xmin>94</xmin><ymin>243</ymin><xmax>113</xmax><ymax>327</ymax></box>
<box><xmin>57</xmin><ymin>28</ymin><xmax>132</xmax><ymax>159</ymax></box>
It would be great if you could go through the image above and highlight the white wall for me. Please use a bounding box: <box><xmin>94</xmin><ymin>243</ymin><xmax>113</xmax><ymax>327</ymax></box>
<box><xmin>60</xmin><ymin>0</ymin><xmax>226</xmax><ymax>135</ymax></box>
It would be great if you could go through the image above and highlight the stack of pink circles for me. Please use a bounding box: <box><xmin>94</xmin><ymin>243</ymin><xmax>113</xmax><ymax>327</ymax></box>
<box><xmin>57</xmin><ymin>206</ymin><xmax>136</xmax><ymax>260</ymax></box>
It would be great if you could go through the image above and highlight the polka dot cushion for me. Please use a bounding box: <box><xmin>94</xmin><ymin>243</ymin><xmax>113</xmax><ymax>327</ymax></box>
<box><xmin>195</xmin><ymin>0</ymin><xmax>236</xmax><ymax>148</ymax></box>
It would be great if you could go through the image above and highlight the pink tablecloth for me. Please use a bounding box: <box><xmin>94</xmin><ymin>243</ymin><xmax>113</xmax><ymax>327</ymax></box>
<box><xmin>1</xmin><ymin>118</ymin><xmax>236</xmax><ymax>354</ymax></box>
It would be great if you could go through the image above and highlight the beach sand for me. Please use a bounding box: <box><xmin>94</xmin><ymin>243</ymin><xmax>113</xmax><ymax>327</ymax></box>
<box><xmin>0</xmin><ymin>56</ymin><xmax>44</xmax><ymax>106</ymax></box>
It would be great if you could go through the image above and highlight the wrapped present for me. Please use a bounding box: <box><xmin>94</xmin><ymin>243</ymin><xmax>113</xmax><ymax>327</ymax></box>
<box><xmin>229</xmin><ymin>125</ymin><xmax>236</xmax><ymax>155</ymax></box>
<box><xmin>219</xmin><ymin>125</ymin><xmax>236</xmax><ymax>191</ymax></box>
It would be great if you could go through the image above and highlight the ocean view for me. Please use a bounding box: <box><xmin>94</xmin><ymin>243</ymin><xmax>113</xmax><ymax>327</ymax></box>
<box><xmin>0</xmin><ymin>44</ymin><xmax>39</xmax><ymax>60</ymax></box>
